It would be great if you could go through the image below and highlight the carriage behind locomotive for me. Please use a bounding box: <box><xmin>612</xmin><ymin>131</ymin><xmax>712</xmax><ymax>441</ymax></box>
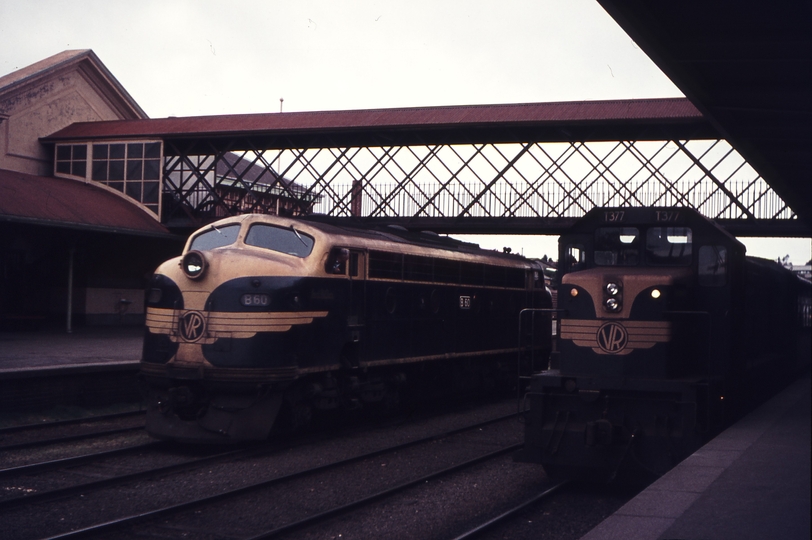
<box><xmin>517</xmin><ymin>207</ymin><xmax>811</xmax><ymax>482</ymax></box>
<box><xmin>139</xmin><ymin>214</ymin><xmax>552</xmax><ymax>442</ymax></box>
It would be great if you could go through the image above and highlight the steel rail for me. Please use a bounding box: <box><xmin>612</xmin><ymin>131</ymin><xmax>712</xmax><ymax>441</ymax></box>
<box><xmin>449</xmin><ymin>481</ymin><xmax>570</xmax><ymax>540</ymax></box>
<box><xmin>246</xmin><ymin>444</ymin><xmax>524</xmax><ymax>540</ymax></box>
<box><xmin>0</xmin><ymin>440</ymin><xmax>162</xmax><ymax>479</ymax></box>
<box><xmin>0</xmin><ymin>442</ymin><xmax>273</xmax><ymax>512</ymax></box>
<box><xmin>0</xmin><ymin>425</ymin><xmax>144</xmax><ymax>452</ymax></box>
<box><xmin>0</xmin><ymin>410</ymin><xmax>144</xmax><ymax>436</ymax></box>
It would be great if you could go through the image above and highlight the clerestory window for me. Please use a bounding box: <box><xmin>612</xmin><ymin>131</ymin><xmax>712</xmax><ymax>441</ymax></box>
<box><xmin>55</xmin><ymin>144</ymin><xmax>87</xmax><ymax>177</ymax></box>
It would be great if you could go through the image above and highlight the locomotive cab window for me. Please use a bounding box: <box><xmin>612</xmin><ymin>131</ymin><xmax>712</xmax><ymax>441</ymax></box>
<box><xmin>698</xmin><ymin>245</ymin><xmax>728</xmax><ymax>286</ymax></box>
<box><xmin>563</xmin><ymin>244</ymin><xmax>587</xmax><ymax>273</ymax></box>
<box><xmin>594</xmin><ymin>227</ymin><xmax>640</xmax><ymax>266</ymax></box>
<box><xmin>189</xmin><ymin>224</ymin><xmax>241</xmax><ymax>251</ymax></box>
<box><xmin>645</xmin><ymin>227</ymin><xmax>692</xmax><ymax>266</ymax></box>
<box><xmin>326</xmin><ymin>247</ymin><xmax>350</xmax><ymax>274</ymax></box>
<box><xmin>245</xmin><ymin>224</ymin><xmax>315</xmax><ymax>257</ymax></box>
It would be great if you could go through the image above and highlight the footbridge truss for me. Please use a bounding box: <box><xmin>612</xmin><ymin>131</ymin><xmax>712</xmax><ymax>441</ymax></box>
<box><xmin>164</xmin><ymin>137</ymin><xmax>796</xmax><ymax>237</ymax></box>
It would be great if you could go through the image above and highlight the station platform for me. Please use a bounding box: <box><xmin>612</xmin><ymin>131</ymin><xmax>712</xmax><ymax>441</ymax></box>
<box><xmin>581</xmin><ymin>372</ymin><xmax>811</xmax><ymax>540</ymax></box>
<box><xmin>0</xmin><ymin>326</ymin><xmax>142</xmax><ymax>375</ymax></box>
<box><xmin>0</xmin><ymin>326</ymin><xmax>144</xmax><ymax>414</ymax></box>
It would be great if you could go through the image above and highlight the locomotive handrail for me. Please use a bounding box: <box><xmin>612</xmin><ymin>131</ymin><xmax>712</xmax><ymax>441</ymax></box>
<box><xmin>517</xmin><ymin>308</ymin><xmax>567</xmax><ymax>416</ymax></box>
<box><xmin>517</xmin><ymin>308</ymin><xmax>567</xmax><ymax>371</ymax></box>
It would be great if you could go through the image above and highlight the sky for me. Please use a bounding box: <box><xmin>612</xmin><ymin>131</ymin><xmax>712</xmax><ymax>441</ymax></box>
<box><xmin>1</xmin><ymin>0</ymin><xmax>808</xmax><ymax>264</ymax></box>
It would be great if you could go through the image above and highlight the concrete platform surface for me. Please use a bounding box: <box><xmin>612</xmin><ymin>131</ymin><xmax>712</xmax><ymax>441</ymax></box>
<box><xmin>0</xmin><ymin>326</ymin><xmax>142</xmax><ymax>374</ymax></box>
<box><xmin>581</xmin><ymin>373</ymin><xmax>811</xmax><ymax>540</ymax></box>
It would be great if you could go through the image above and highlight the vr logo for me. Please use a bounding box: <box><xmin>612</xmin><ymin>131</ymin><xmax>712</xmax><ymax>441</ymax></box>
<box><xmin>597</xmin><ymin>321</ymin><xmax>628</xmax><ymax>354</ymax></box>
<box><xmin>179</xmin><ymin>311</ymin><xmax>206</xmax><ymax>342</ymax></box>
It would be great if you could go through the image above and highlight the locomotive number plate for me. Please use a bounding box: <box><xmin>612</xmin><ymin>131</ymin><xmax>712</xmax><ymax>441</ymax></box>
<box><xmin>603</xmin><ymin>211</ymin><xmax>625</xmax><ymax>222</ymax></box>
<box><xmin>655</xmin><ymin>210</ymin><xmax>681</xmax><ymax>222</ymax></box>
<box><xmin>459</xmin><ymin>295</ymin><xmax>472</xmax><ymax>309</ymax></box>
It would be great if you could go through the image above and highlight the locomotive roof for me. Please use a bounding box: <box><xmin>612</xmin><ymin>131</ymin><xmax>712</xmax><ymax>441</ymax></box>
<box><xmin>301</xmin><ymin>215</ymin><xmax>531</xmax><ymax>264</ymax></box>
<box><xmin>196</xmin><ymin>213</ymin><xmax>533</xmax><ymax>266</ymax></box>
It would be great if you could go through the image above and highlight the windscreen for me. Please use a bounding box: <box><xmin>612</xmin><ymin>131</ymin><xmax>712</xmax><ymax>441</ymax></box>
<box><xmin>188</xmin><ymin>224</ymin><xmax>241</xmax><ymax>251</ymax></box>
<box><xmin>245</xmin><ymin>224</ymin><xmax>315</xmax><ymax>257</ymax></box>
<box><xmin>594</xmin><ymin>227</ymin><xmax>640</xmax><ymax>266</ymax></box>
<box><xmin>645</xmin><ymin>227</ymin><xmax>693</xmax><ymax>266</ymax></box>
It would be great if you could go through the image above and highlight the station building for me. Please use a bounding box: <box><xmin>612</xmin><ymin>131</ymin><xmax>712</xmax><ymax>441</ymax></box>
<box><xmin>0</xmin><ymin>50</ymin><xmax>308</xmax><ymax>329</ymax></box>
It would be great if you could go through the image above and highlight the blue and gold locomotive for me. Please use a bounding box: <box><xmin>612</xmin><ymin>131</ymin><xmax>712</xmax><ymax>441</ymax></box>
<box><xmin>140</xmin><ymin>214</ymin><xmax>551</xmax><ymax>442</ymax></box>
<box><xmin>518</xmin><ymin>207</ymin><xmax>811</xmax><ymax>481</ymax></box>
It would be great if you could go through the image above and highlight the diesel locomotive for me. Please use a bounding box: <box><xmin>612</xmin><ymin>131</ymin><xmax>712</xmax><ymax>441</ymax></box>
<box><xmin>140</xmin><ymin>214</ymin><xmax>552</xmax><ymax>442</ymax></box>
<box><xmin>517</xmin><ymin>207</ymin><xmax>811</xmax><ymax>482</ymax></box>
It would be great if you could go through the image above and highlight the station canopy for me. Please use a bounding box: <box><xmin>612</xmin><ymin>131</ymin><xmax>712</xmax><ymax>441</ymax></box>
<box><xmin>597</xmin><ymin>0</ymin><xmax>811</xmax><ymax>230</ymax></box>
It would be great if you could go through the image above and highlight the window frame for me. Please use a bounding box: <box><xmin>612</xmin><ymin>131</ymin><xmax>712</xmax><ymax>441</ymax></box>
<box><xmin>54</xmin><ymin>140</ymin><xmax>164</xmax><ymax>217</ymax></box>
<box><xmin>593</xmin><ymin>227</ymin><xmax>641</xmax><ymax>267</ymax></box>
<box><xmin>698</xmin><ymin>245</ymin><xmax>728</xmax><ymax>286</ymax></box>
<box><xmin>645</xmin><ymin>226</ymin><xmax>694</xmax><ymax>266</ymax></box>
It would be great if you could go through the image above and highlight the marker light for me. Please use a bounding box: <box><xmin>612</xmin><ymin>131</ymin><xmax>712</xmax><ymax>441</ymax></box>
<box><xmin>570</xmin><ymin>288</ymin><xmax>579</xmax><ymax>297</ymax></box>
<box><xmin>651</xmin><ymin>289</ymin><xmax>661</xmax><ymax>299</ymax></box>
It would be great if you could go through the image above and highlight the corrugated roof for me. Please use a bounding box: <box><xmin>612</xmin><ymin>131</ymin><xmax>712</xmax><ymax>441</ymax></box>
<box><xmin>0</xmin><ymin>168</ymin><xmax>171</xmax><ymax>237</ymax></box>
<box><xmin>43</xmin><ymin>98</ymin><xmax>702</xmax><ymax>141</ymax></box>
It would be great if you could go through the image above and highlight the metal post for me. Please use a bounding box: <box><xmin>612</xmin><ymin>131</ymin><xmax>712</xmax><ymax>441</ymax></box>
<box><xmin>277</xmin><ymin>97</ymin><xmax>284</xmax><ymax>190</ymax></box>
<box><xmin>66</xmin><ymin>247</ymin><xmax>74</xmax><ymax>333</ymax></box>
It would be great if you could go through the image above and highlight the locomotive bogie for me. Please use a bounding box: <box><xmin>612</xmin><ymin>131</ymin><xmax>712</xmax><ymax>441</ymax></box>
<box><xmin>519</xmin><ymin>372</ymin><xmax>726</xmax><ymax>482</ymax></box>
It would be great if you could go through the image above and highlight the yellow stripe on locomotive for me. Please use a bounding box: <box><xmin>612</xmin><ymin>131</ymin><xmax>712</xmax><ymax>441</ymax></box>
<box><xmin>146</xmin><ymin>307</ymin><xmax>329</xmax><ymax>343</ymax></box>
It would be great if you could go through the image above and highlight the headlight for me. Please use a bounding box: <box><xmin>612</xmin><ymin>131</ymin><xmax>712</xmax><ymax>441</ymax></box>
<box><xmin>605</xmin><ymin>298</ymin><xmax>620</xmax><ymax>312</ymax></box>
<box><xmin>605</xmin><ymin>282</ymin><xmax>620</xmax><ymax>296</ymax></box>
<box><xmin>181</xmin><ymin>250</ymin><xmax>207</xmax><ymax>280</ymax></box>
<box><xmin>650</xmin><ymin>288</ymin><xmax>661</xmax><ymax>299</ymax></box>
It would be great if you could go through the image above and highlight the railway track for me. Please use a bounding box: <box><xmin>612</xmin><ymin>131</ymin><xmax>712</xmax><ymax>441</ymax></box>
<box><xmin>2</xmin><ymin>398</ymin><xmax>636</xmax><ymax>540</ymax></box>
<box><xmin>0</xmin><ymin>440</ymin><xmax>162</xmax><ymax>481</ymax></box>
<box><xmin>0</xmin><ymin>410</ymin><xmax>146</xmax><ymax>454</ymax></box>
<box><xmin>0</xmin><ymin>425</ymin><xmax>146</xmax><ymax>452</ymax></box>
<box><xmin>0</xmin><ymin>410</ymin><xmax>144</xmax><ymax>436</ymax></box>
<box><xmin>245</xmin><ymin>442</ymin><xmax>527</xmax><ymax>540</ymax></box>
<box><xmin>450</xmin><ymin>481</ymin><xmax>569</xmax><ymax>540</ymax></box>
<box><xmin>2</xmin><ymin>403</ymin><xmax>523</xmax><ymax>539</ymax></box>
